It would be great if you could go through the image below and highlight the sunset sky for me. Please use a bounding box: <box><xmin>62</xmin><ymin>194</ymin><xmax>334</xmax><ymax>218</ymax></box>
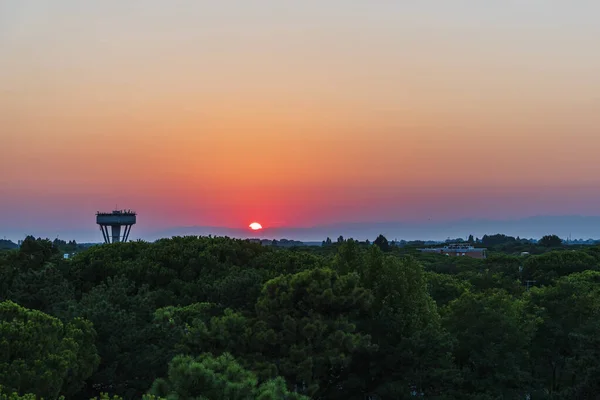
<box><xmin>1</xmin><ymin>1</ymin><xmax>600</xmax><ymax>240</ymax></box>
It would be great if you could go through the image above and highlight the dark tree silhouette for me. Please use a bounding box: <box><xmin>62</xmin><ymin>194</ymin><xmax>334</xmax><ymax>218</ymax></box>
<box><xmin>539</xmin><ymin>234</ymin><xmax>562</xmax><ymax>247</ymax></box>
<box><xmin>373</xmin><ymin>234</ymin><xmax>390</xmax><ymax>252</ymax></box>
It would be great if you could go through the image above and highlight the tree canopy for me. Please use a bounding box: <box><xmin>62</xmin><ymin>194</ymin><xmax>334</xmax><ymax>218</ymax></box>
<box><xmin>1</xmin><ymin>234</ymin><xmax>600</xmax><ymax>399</ymax></box>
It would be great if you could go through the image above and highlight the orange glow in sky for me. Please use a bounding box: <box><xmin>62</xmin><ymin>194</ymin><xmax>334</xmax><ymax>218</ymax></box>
<box><xmin>1</xmin><ymin>2</ymin><xmax>600</xmax><ymax>239</ymax></box>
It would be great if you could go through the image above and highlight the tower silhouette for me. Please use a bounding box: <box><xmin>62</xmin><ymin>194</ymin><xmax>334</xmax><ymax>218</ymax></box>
<box><xmin>96</xmin><ymin>209</ymin><xmax>136</xmax><ymax>243</ymax></box>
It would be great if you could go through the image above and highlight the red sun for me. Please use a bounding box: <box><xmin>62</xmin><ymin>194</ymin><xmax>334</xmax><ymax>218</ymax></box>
<box><xmin>249</xmin><ymin>222</ymin><xmax>263</xmax><ymax>230</ymax></box>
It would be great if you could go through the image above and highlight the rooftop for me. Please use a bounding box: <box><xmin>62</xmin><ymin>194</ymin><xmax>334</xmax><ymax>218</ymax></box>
<box><xmin>419</xmin><ymin>243</ymin><xmax>487</xmax><ymax>252</ymax></box>
<box><xmin>96</xmin><ymin>209</ymin><xmax>136</xmax><ymax>216</ymax></box>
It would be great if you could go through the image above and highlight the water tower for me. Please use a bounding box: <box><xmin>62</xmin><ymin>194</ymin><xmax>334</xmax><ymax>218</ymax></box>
<box><xmin>96</xmin><ymin>209</ymin><xmax>137</xmax><ymax>244</ymax></box>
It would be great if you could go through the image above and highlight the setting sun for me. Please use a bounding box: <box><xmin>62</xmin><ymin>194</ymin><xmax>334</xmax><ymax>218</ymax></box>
<box><xmin>249</xmin><ymin>222</ymin><xmax>263</xmax><ymax>230</ymax></box>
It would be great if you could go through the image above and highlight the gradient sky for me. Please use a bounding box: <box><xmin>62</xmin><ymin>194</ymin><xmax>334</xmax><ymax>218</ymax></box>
<box><xmin>1</xmin><ymin>1</ymin><xmax>600</xmax><ymax>240</ymax></box>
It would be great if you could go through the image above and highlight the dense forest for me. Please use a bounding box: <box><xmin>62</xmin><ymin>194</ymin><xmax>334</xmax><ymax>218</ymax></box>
<box><xmin>1</xmin><ymin>233</ymin><xmax>600</xmax><ymax>399</ymax></box>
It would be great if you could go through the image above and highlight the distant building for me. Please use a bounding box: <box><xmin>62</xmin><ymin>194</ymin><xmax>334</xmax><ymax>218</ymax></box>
<box><xmin>418</xmin><ymin>243</ymin><xmax>487</xmax><ymax>259</ymax></box>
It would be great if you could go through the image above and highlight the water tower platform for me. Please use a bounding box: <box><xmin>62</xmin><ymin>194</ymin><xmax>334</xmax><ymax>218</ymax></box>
<box><xmin>96</xmin><ymin>210</ymin><xmax>136</xmax><ymax>244</ymax></box>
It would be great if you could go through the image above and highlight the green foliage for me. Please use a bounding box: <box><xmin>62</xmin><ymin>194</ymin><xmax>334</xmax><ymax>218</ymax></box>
<box><xmin>0</xmin><ymin>392</ymin><xmax>162</xmax><ymax>400</ymax></box>
<box><xmin>89</xmin><ymin>394</ymin><xmax>162</xmax><ymax>400</ymax></box>
<box><xmin>539</xmin><ymin>234</ymin><xmax>563</xmax><ymax>248</ymax></box>
<box><xmin>0</xmin><ymin>386</ymin><xmax>65</xmax><ymax>399</ymax></box>
<box><xmin>0</xmin><ymin>301</ymin><xmax>99</xmax><ymax>399</ymax></box>
<box><xmin>332</xmin><ymin>238</ymin><xmax>363</xmax><ymax>275</ymax></box>
<box><xmin>481</xmin><ymin>234</ymin><xmax>518</xmax><ymax>246</ymax></box>
<box><xmin>58</xmin><ymin>276</ymin><xmax>165</xmax><ymax>397</ymax></box>
<box><xmin>419</xmin><ymin>252</ymin><xmax>482</xmax><ymax>275</ymax></box>
<box><xmin>442</xmin><ymin>290</ymin><xmax>539</xmax><ymax>398</ymax></box>
<box><xmin>484</xmin><ymin>253</ymin><xmax>522</xmax><ymax>279</ymax></box>
<box><xmin>361</xmin><ymin>254</ymin><xmax>458</xmax><ymax>398</ymax></box>
<box><xmin>149</xmin><ymin>353</ymin><xmax>308</xmax><ymax>400</ymax></box>
<box><xmin>0</xmin><ymin>240</ymin><xmax>18</xmax><ymax>250</ymax></box>
<box><xmin>425</xmin><ymin>271</ymin><xmax>472</xmax><ymax>306</ymax></box>
<box><xmin>255</xmin><ymin>267</ymin><xmax>374</xmax><ymax>397</ymax></box>
<box><xmin>523</xmin><ymin>250</ymin><xmax>597</xmax><ymax>285</ymax></box>
<box><xmin>8</xmin><ymin>263</ymin><xmax>74</xmax><ymax>315</ymax></box>
<box><xmin>373</xmin><ymin>234</ymin><xmax>390</xmax><ymax>252</ymax></box>
<box><xmin>527</xmin><ymin>271</ymin><xmax>600</xmax><ymax>397</ymax></box>
<box><xmin>2</xmin><ymin>235</ymin><xmax>600</xmax><ymax>399</ymax></box>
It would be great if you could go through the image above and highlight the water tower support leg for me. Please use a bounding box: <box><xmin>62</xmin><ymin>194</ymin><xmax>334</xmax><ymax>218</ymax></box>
<box><xmin>99</xmin><ymin>225</ymin><xmax>108</xmax><ymax>243</ymax></box>
<box><xmin>123</xmin><ymin>225</ymin><xmax>131</xmax><ymax>242</ymax></box>
<box><xmin>111</xmin><ymin>225</ymin><xmax>121</xmax><ymax>243</ymax></box>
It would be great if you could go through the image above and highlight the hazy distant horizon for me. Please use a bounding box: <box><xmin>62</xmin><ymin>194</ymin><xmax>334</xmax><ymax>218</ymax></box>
<box><xmin>3</xmin><ymin>215</ymin><xmax>600</xmax><ymax>244</ymax></box>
